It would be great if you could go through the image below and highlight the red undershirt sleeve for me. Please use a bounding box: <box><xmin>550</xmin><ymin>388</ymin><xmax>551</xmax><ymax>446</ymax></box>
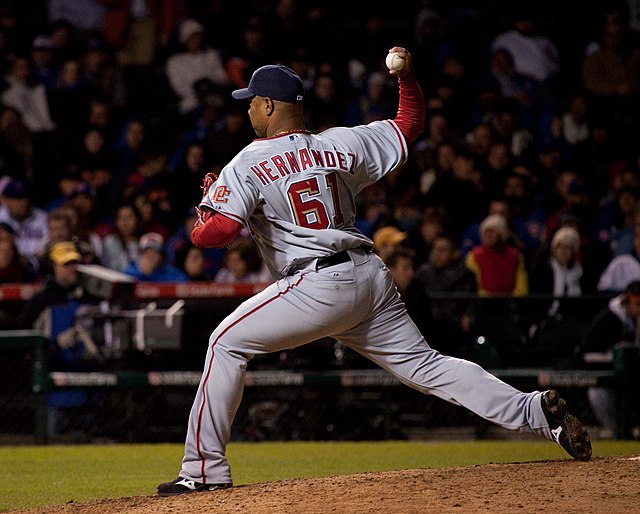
<box><xmin>191</xmin><ymin>213</ymin><xmax>244</xmax><ymax>248</ymax></box>
<box><xmin>393</xmin><ymin>72</ymin><xmax>425</xmax><ymax>145</ymax></box>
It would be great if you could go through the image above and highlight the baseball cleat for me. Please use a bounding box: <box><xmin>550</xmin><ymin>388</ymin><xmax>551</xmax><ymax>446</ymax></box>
<box><xmin>541</xmin><ymin>390</ymin><xmax>592</xmax><ymax>461</ymax></box>
<box><xmin>157</xmin><ymin>476</ymin><xmax>232</xmax><ymax>497</ymax></box>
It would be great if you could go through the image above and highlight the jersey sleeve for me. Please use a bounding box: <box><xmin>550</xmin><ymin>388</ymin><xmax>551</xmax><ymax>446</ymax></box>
<box><xmin>204</xmin><ymin>157</ymin><xmax>260</xmax><ymax>225</ymax></box>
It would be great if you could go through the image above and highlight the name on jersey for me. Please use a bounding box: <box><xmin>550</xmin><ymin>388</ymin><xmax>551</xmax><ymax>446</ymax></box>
<box><xmin>249</xmin><ymin>148</ymin><xmax>356</xmax><ymax>186</ymax></box>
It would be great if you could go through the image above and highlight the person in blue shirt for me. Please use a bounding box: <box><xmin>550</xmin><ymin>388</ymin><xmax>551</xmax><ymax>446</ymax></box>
<box><xmin>124</xmin><ymin>232</ymin><xmax>188</xmax><ymax>282</ymax></box>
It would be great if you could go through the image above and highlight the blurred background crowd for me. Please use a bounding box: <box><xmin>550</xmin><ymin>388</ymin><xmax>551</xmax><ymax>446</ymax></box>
<box><xmin>1</xmin><ymin>0</ymin><xmax>640</xmax><ymax>301</ymax></box>
<box><xmin>1</xmin><ymin>0</ymin><xmax>640</xmax><ymax>439</ymax></box>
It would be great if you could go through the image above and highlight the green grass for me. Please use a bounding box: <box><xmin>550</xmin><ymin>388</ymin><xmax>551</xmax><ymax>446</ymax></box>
<box><xmin>1</xmin><ymin>440</ymin><xmax>639</xmax><ymax>512</ymax></box>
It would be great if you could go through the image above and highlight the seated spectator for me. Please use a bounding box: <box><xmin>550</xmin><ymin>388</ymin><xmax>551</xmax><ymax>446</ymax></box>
<box><xmin>0</xmin><ymin>237</ymin><xmax>35</xmax><ymax>283</ymax></box>
<box><xmin>528</xmin><ymin>226</ymin><xmax>597</xmax><ymax>361</ymax></box>
<box><xmin>372</xmin><ymin>225</ymin><xmax>408</xmax><ymax>262</ymax></box>
<box><xmin>460</xmin><ymin>199</ymin><xmax>526</xmax><ymax>257</ymax></box>
<box><xmin>35</xmin><ymin>207</ymin><xmax>74</xmax><ymax>277</ymax></box>
<box><xmin>423</xmin><ymin>146</ymin><xmax>488</xmax><ymax>238</ymax></box>
<box><xmin>214</xmin><ymin>238</ymin><xmax>271</xmax><ymax>283</ymax></box>
<box><xmin>165</xmin><ymin>207</ymin><xmax>225</xmax><ymax>279</ymax></box>
<box><xmin>0</xmin><ymin>178</ymin><xmax>48</xmax><ymax>269</ymax></box>
<box><xmin>465</xmin><ymin>214</ymin><xmax>528</xmax><ymax>296</ymax></box>
<box><xmin>381</xmin><ymin>245</ymin><xmax>430</xmax><ymax>335</ymax></box>
<box><xmin>0</xmin><ymin>105</ymin><xmax>33</xmax><ymax>179</ymax></box>
<box><xmin>530</xmin><ymin>226</ymin><xmax>595</xmax><ymax>303</ymax></box>
<box><xmin>582</xmin><ymin>11</ymin><xmax>640</xmax><ymax>101</ymax></box>
<box><xmin>593</xmin><ymin>185</ymin><xmax>640</xmax><ymax>257</ymax></box>
<box><xmin>124</xmin><ymin>232</ymin><xmax>188</xmax><ymax>282</ymax></box>
<box><xmin>480</xmin><ymin>47</ymin><xmax>539</xmax><ymax>127</ymax></box>
<box><xmin>561</xmin><ymin>93</ymin><xmax>590</xmax><ymax>146</ymax></box>
<box><xmin>165</xmin><ymin>19</ymin><xmax>228</xmax><ymax>118</ymax></box>
<box><xmin>30</xmin><ymin>34</ymin><xmax>57</xmax><ymax>89</ymax></box>
<box><xmin>414</xmin><ymin>234</ymin><xmax>476</xmax><ymax>356</ymax></box>
<box><xmin>17</xmin><ymin>240</ymin><xmax>102</xmax><ymax>435</ymax></box>
<box><xmin>490</xmin><ymin>9</ymin><xmax>560</xmax><ymax>85</ymax></box>
<box><xmin>101</xmin><ymin>203</ymin><xmax>142</xmax><ymax>272</ymax></box>
<box><xmin>176</xmin><ymin>244</ymin><xmax>209</xmax><ymax>281</ymax></box>
<box><xmin>1</xmin><ymin>56</ymin><xmax>56</xmax><ymax>133</ymax></box>
<box><xmin>598</xmin><ymin>224</ymin><xmax>640</xmax><ymax>291</ymax></box>
<box><xmin>579</xmin><ymin>280</ymin><xmax>640</xmax><ymax>438</ymax></box>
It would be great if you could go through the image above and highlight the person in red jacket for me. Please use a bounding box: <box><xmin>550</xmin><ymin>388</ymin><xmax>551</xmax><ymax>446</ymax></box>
<box><xmin>465</xmin><ymin>213</ymin><xmax>528</xmax><ymax>296</ymax></box>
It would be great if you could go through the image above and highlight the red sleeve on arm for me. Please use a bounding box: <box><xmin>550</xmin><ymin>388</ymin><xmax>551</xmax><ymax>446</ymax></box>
<box><xmin>393</xmin><ymin>72</ymin><xmax>425</xmax><ymax>145</ymax></box>
<box><xmin>191</xmin><ymin>214</ymin><xmax>244</xmax><ymax>248</ymax></box>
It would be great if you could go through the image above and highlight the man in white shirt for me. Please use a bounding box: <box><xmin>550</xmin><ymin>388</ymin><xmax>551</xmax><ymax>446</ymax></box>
<box><xmin>0</xmin><ymin>178</ymin><xmax>49</xmax><ymax>270</ymax></box>
<box><xmin>491</xmin><ymin>10</ymin><xmax>560</xmax><ymax>84</ymax></box>
<box><xmin>165</xmin><ymin>19</ymin><xmax>229</xmax><ymax>116</ymax></box>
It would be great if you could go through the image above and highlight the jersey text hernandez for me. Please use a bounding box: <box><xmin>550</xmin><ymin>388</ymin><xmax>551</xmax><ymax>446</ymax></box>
<box><xmin>249</xmin><ymin>147</ymin><xmax>357</xmax><ymax>186</ymax></box>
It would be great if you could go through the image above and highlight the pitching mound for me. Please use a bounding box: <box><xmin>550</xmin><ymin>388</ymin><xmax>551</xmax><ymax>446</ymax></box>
<box><xmin>14</xmin><ymin>456</ymin><xmax>640</xmax><ymax>514</ymax></box>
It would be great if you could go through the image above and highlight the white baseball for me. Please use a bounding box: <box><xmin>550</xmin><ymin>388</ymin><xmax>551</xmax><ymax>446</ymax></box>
<box><xmin>385</xmin><ymin>52</ymin><xmax>405</xmax><ymax>72</ymax></box>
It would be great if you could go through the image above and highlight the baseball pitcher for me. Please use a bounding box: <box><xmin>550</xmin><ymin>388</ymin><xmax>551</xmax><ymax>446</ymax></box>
<box><xmin>158</xmin><ymin>47</ymin><xmax>591</xmax><ymax>496</ymax></box>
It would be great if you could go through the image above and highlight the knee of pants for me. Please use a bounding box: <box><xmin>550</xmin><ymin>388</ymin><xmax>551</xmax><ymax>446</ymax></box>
<box><xmin>209</xmin><ymin>333</ymin><xmax>255</xmax><ymax>362</ymax></box>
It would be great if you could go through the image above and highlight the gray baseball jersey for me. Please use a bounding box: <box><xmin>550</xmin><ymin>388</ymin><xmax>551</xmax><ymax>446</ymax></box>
<box><xmin>201</xmin><ymin>121</ymin><xmax>407</xmax><ymax>276</ymax></box>
<box><xmin>178</xmin><ymin>118</ymin><xmax>559</xmax><ymax>487</ymax></box>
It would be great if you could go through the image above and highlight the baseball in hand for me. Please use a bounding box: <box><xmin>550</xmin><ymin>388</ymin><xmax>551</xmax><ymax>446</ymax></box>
<box><xmin>385</xmin><ymin>52</ymin><xmax>405</xmax><ymax>72</ymax></box>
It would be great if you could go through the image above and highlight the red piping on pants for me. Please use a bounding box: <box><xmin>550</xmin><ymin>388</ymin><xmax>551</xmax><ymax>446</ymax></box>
<box><xmin>196</xmin><ymin>274</ymin><xmax>305</xmax><ymax>482</ymax></box>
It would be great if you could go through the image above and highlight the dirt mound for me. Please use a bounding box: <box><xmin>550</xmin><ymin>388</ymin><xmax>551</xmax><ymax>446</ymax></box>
<box><xmin>14</xmin><ymin>456</ymin><xmax>640</xmax><ymax>514</ymax></box>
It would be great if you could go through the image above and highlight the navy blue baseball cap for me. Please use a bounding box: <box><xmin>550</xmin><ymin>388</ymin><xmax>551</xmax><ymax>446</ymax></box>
<box><xmin>232</xmin><ymin>65</ymin><xmax>304</xmax><ymax>103</ymax></box>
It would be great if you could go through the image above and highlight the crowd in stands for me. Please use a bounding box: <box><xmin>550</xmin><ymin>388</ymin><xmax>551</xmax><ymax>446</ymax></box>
<box><xmin>1</xmin><ymin>1</ymin><xmax>640</xmax><ymax>305</ymax></box>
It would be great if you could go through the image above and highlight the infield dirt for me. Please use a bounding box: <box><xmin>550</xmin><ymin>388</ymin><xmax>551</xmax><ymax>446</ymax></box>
<box><xmin>12</xmin><ymin>456</ymin><xmax>640</xmax><ymax>513</ymax></box>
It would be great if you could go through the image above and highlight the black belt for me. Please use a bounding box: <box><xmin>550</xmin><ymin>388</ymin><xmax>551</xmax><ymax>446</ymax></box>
<box><xmin>316</xmin><ymin>250</ymin><xmax>351</xmax><ymax>270</ymax></box>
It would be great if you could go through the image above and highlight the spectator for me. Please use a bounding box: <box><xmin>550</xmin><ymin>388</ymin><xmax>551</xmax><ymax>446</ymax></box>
<box><xmin>460</xmin><ymin>198</ymin><xmax>525</xmax><ymax>257</ymax></box>
<box><xmin>413</xmin><ymin>234</ymin><xmax>476</xmax><ymax>356</ymax></box>
<box><xmin>0</xmin><ymin>178</ymin><xmax>48</xmax><ymax>268</ymax></box>
<box><xmin>203</xmin><ymin>104</ymin><xmax>255</xmax><ymax>174</ymax></box>
<box><xmin>165</xmin><ymin>18</ymin><xmax>229</xmax><ymax>118</ymax></box>
<box><xmin>530</xmin><ymin>226</ymin><xmax>595</xmax><ymax>300</ymax></box>
<box><xmin>131</xmin><ymin>189</ymin><xmax>170</xmax><ymax>239</ymax></box>
<box><xmin>102</xmin><ymin>0</ymin><xmax>184</xmax><ymax>68</ymax></box>
<box><xmin>124</xmin><ymin>232</ymin><xmax>188</xmax><ymax>282</ymax></box>
<box><xmin>56</xmin><ymin>203</ymin><xmax>102</xmax><ymax>266</ymax></box>
<box><xmin>409</xmin><ymin>205</ymin><xmax>449</xmax><ymax>266</ymax></box>
<box><xmin>383</xmin><ymin>245</ymin><xmax>432</xmax><ymax>335</ymax></box>
<box><xmin>582</xmin><ymin>11</ymin><xmax>640</xmax><ymax>101</ymax></box>
<box><xmin>17</xmin><ymin>240</ymin><xmax>102</xmax><ymax>435</ymax></box>
<box><xmin>0</xmin><ymin>237</ymin><xmax>35</xmax><ymax>283</ymax></box>
<box><xmin>344</xmin><ymin>71</ymin><xmax>394</xmax><ymax>126</ymax></box>
<box><xmin>30</xmin><ymin>35</ymin><xmax>57</xmax><ymax>89</ymax></box>
<box><xmin>423</xmin><ymin>146</ymin><xmax>488</xmax><ymax>237</ymax></box>
<box><xmin>81</xmin><ymin>37</ymin><xmax>126</xmax><ymax>108</ymax></box>
<box><xmin>594</xmin><ymin>185</ymin><xmax>640</xmax><ymax>256</ymax></box>
<box><xmin>47</xmin><ymin>58</ymin><xmax>93</xmax><ymax>143</ymax></box>
<box><xmin>48</xmin><ymin>0</ymin><xmax>106</xmax><ymax>36</ymax></box>
<box><xmin>0</xmin><ymin>106</ymin><xmax>33</xmax><ymax>179</ymax></box>
<box><xmin>1</xmin><ymin>56</ymin><xmax>56</xmax><ymax>133</ymax></box>
<box><xmin>528</xmin><ymin>226</ymin><xmax>597</xmax><ymax>360</ymax></box>
<box><xmin>175</xmin><ymin>244</ymin><xmax>209</xmax><ymax>281</ymax></box>
<box><xmin>166</xmin><ymin>207</ymin><xmax>225</xmax><ymax>279</ymax></box>
<box><xmin>372</xmin><ymin>226</ymin><xmax>408</xmax><ymax>262</ymax></box>
<box><xmin>101</xmin><ymin>203</ymin><xmax>141</xmax><ymax>272</ymax></box>
<box><xmin>224</xmin><ymin>17</ymin><xmax>272</xmax><ymax>89</ymax></box>
<box><xmin>465</xmin><ymin>213</ymin><xmax>528</xmax><ymax>296</ymax></box>
<box><xmin>490</xmin><ymin>9</ymin><xmax>560</xmax><ymax>84</ymax></box>
<box><xmin>35</xmin><ymin>207</ymin><xmax>74</xmax><ymax>277</ymax></box>
<box><xmin>597</xmin><ymin>223</ymin><xmax>640</xmax><ymax>292</ymax></box>
<box><xmin>481</xmin><ymin>47</ymin><xmax>539</xmax><ymax>126</ymax></box>
<box><xmin>561</xmin><ymin>93</ymin><xmax>590</xmax><ymax>147</ymax></box>
<box><xmin>214</xmin><ymin>238</ymin><xmax>271</xmax><ymax>283</ymax></box>
<box><xmin>169</xmin><ymin>142</ymin><xmax>209</xmax><ymax>218</ymax></box>
<box><xmin>580</xmin><ymin>280</ymin><xmax>640</xmax><ymax>438</ymax></box>
<box><xmin>304</xmin><ymin>72</ymin><xmax>343</xmax><ymax>132</ymax></box>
